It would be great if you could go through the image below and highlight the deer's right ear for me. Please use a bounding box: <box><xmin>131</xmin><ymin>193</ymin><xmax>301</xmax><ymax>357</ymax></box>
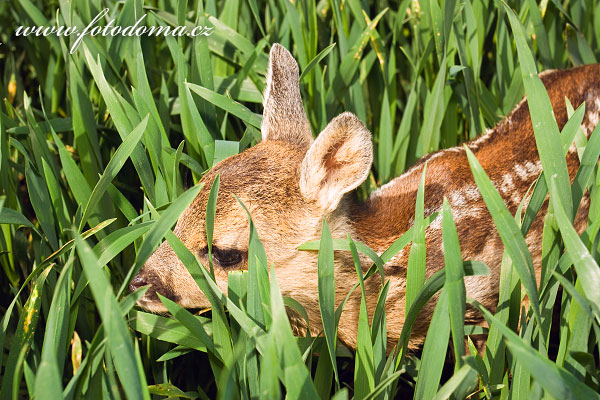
<box><xmin>261</xmin><ymin>44</ymin><xmax>313</xmax><ymax>149</ymax></box>
<box><xmin>300</xmin><ymin>112</ymin><xmax>373</xmax><ymax>213</ymax></box>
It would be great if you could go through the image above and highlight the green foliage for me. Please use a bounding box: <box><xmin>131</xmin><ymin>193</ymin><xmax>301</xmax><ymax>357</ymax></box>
<box><xmin>1</xmin><ymin>0</ymin><xmax>600</xmax><ymax>398</ymax></box>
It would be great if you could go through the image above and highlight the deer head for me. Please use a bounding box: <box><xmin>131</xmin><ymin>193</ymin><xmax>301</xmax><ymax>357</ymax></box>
<box><xmin>131</xmin><ymin>44</ymin><xmax>375</xmax><ymax>344</ymax></box>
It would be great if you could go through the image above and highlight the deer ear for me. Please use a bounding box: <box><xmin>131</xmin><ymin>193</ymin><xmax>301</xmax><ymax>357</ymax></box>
<box><xmin>262</xmin><ymin>44</ymin><xmax>313</xmax><ymax>149</ymax></box>
<box><xmin>300</xmin><ymin>112</ymin><xmax>373</xmax><ymax>212</ymax></box>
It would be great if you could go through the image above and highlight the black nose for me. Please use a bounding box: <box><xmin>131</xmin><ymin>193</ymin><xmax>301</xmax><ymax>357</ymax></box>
<box><xmin>129</xmin><ymin>275</ymin><xmax>148</xmax><ymax>292</ymax></box>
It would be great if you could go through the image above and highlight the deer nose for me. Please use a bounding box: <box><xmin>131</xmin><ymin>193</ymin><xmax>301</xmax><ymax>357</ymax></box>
<box><xmin>129</xmin><ymin>274</ymin><xmax>148</xmax><ymax>292</ymax></box>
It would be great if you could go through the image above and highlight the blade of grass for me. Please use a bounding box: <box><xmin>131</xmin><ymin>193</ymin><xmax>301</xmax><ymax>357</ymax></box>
<box><xmin>317</xmin><ymin>219</ymin><xmax>340</xmax><ymax>388</ymax></box>
<box><xmin>521</xmin><ymin>101</ymin><xmax>586</xmax><ymax>234</ymax></box>
<box><xmin>269</xmin><ymin>266</ymin><xmax>320</xmax><ymax>398</ymax></box>
<box><xmin>442</xmin><ymin>198</ymin><xmax>466</xmax><ymax>369</ymax></box>
<box><xmin>572</xmin><ymin>121</ymin><xmax>600</xmax><ymax>213</ymax></box>
<box><xmin>406</xmin><ymin>164</ymin><xmax>428</xmax><ymax>312</ymax></box>
<box><xmin>550</xmin><ymin>178</ymin><xmax>600</xmax><ymax>311</ymax></box>
<box><xmin>503</xmin><ymin>2</ymin><xmax>573</xmax><ymax>220</ymax></box>
<box><xmin>187</xmin><ymin>83</ymin><xmax>262</xmax><ymax>129</ymax></box>
<box><xmin>205</xmin><ymin>175</ymin><xmax>220</xmax><ymax>278</ymax></box>
<box><xmin>75</xmin><ymin>234</ymin><xmax>149</xmax><ymax>400</ymax></box>
<box><xmin>131</xmin><ymin>311</ymin><xmax>209</xmax><ymax>352</ymax></box>
<box><xmin>300</xmin><ymin>43</ymin><xmax>336</xmax><ymax>82</ymax></box>
<box><xmin>433</xmin><ymin>361</ymin><xmax>477</xmax><ymax>400</ymax></box>
<box><xmin>414</xmin><ymin>290</ymin><xmax>450</xmax><ymax>400</ymax></box>
<box><xmin>0</xmin><ymin>266</ymin><xmax>52</xmax><ymax>400</ymax></box>
<box><xmin>349</xmin><ymin>238</ymin><xmax>375</xmax><ymax>398</ymax></box>
<box><xmin>94</xmin><ymin>222</ymin><xmax>153</xmax><ymax>267</ymax></box>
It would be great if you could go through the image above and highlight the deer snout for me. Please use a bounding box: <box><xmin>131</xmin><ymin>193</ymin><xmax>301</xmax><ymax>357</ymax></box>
<box><xmin>129</xmin><ymin>274</ymin><xmax>148</xmax><ymax>292</ymax></box>
<box><xmin>130</xmin><ymin>266</ymin><xmax>180</xmax><ymax>305</ymax></box>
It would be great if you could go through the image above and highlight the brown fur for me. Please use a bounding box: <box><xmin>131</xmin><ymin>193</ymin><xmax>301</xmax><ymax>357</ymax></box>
<box><xmin>131</xmin><ymin>44</ymin><xmax>599</xmax><ymax>351</ymax></box>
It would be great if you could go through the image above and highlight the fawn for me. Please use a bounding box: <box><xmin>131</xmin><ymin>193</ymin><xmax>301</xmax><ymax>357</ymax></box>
<box><xmin>130</xmin><ymin>44</ymin><xmax>598</xmax><ymax>350</ymax></box>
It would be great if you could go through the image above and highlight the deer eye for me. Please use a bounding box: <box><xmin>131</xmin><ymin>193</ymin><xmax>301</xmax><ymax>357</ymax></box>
<box><xmin>212</xmin><ymin>247</ymin><xmax>243</xmax><ymax>267</ymax></box>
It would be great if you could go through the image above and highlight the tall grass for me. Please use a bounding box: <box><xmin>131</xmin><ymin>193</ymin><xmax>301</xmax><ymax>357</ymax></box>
<box><xmin>1</xmin><ymin>0</ymin><xmax>599</xmax><ymax>398</ymax></box>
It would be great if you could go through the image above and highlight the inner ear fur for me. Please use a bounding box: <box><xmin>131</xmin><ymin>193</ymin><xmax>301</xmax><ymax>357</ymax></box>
<box><xmin>300</xmin><ymin>112</ymin><xmax>373</xmax><ymax>212</ymax></box>
<box><xmin>261</xmin><ymin>44</ymin><xmax>313</xmax><ymax>149</ymax></box>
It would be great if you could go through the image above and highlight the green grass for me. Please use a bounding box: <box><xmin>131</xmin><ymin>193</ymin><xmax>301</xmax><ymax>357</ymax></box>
<box><xmin>1</xmin><ymin>0</ymin><xmax>600</xmax><ymax>398</ymax></box>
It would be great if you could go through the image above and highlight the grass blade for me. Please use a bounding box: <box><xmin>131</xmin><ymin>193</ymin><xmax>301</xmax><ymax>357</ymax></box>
<box><xmin>414</xmin><ymin>290</ymin><xmax>450</xmax><ymax>399</ymax></box>
<box><xmin>503</xmin><ymin>2</ymin><xmax>573</xmax><ymax>220</ymax></box>
<box><xmin>550</xmin><ymin>178</ymin><xmax>600</xmax><ymax>311</ymax></box>
<box><xmin>442</xmin><ymin>198</ymin><xmax>466</xmax><ymax>369</ymax></box>
<box><xmin>405</xmin><ymin>165</ymin><xmax>427</xmax><ymax>312</ymax></box>
<box><xmin>75</xmin><ymin>234</ymin><xmax>149</xmax><ymax>400</ymax></box>
<box><xmin>187</xmin><ymin>83</ymin><xmax>262</xmax><ymax>129</ymax></box>
<box><xmin>0</xmin><ymin>266</ymin><xmax>51</xmax><ymax>400</ymax></box>
<box><xmin>318</xmin><ymin>219</ymin><xmax>340</xmax><ymax>387</ymax></box>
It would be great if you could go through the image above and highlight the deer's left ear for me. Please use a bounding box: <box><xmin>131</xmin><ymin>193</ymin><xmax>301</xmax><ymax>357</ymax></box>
<box><xmin>300</xmin><ymin>112</ymin><xmax>373</xmax><ymax>213</ymax></box>
<box><xmin>262</xmin><ymin>44</ymin><xmax>313</xmax><ymax>149</ymax></box>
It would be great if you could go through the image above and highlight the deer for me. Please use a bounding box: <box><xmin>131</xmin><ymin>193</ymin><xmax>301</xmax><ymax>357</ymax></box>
<box><xmin>129</xmin><ymin>43</ymin><xmax>599</xmax><ymax>351</ymax></box>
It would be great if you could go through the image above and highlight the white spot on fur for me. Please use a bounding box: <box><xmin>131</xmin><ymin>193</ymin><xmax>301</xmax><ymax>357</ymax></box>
<box><xmin>514</xmin><ymin>161</ymin><xmax>540</xmax><ymax>181</ymax></box>
<box><xmin>463</xmin><ymin>185</ymin><xmax>480</xmax><ymax>201</ymax></box>
<box><xmin>500</xmin><ymin>173</ymin><xmax>514</xmax><ymax>194</ymax></box>
<box><xmin>584</xmin><ymin>110</ymin><xmax>600</xmax><ymax>136</ymax></box>
<box><xmin>590</xmin><ymin>111</ymin><xmax>600</xmax><ymax>129</ymax></box>
<box><xmin>450</xmin><ymin>191</ymin><xmax>466</xmax><ymax>207</ymax></box>
<box><xmin>581</xmin><ymin>96</ymin><xmax>600</xmax><ymax>139</ymax></box>
<box><xmin>514</xmin><ymin>164</ymin><xmax>528</xmax><ymax>180</ymax></box>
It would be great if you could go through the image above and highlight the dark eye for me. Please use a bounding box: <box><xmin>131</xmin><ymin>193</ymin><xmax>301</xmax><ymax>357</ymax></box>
<box><xmin>212</xmin><ymin>247</ymin><xmax>243</xmax><ymax>267</ymax></box>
